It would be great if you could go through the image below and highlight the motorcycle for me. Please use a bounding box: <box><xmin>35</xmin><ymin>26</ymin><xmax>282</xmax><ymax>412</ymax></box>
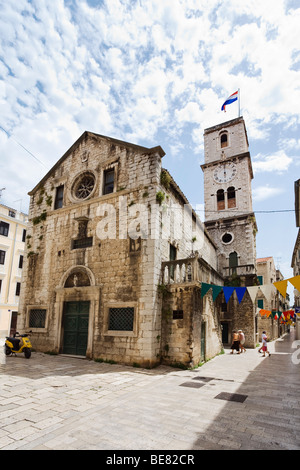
<box><xmin>5</xmin><ymin>331</ymin><xmax>32</xmax><ymax>359</ymax></box>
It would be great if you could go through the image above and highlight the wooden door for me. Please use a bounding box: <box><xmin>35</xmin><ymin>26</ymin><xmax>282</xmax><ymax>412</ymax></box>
<box><xmin>63</xmin><ymin>301</ymin><xmax>90</xmax><ymax>356</ymax></box>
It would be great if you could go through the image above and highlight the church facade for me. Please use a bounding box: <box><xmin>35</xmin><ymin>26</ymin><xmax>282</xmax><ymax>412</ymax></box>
<box><xmin>18</xmin><ymin>117</ymin><xmax>258</xmax><ymax>366</ymax></box>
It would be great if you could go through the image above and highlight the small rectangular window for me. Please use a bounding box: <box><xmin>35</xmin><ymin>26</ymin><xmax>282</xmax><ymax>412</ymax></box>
<box><xmin>257</xmin><ymin>299</ymin><xmax>264</xmax><ymax>309</ymax></box>
<box><xmin>29</xmin><ymin>309</ymin><xmax>46</xmax><ymax>328</ymax></box>
<box><xmin>173</xmin><ymin>310</ymin><xmax>183</xmax><ymax>319</ymax></box>
<box><xmin>15</xmin><ymin>282</ymin><xmax>21</xmax><ymax>296</ymax></box>
<box><xmin>19</xmin><ymin>255</ymin><xmax>24</xmax><ymax>269</ymax></box>
<box><xmin>108</xmin><ymin>307</ymin><xmax>134</xmax><ymax>331</ymax></box>
<box><xmin>103</xmin><ymin>169</ymin><xmax>114</xmax><ymax>195</ymax></box>
<box><xmin>54</xmin><ymin>185</ymin><xmax>64</xmax><ymax>209</ymax></box>
<box><xmin>0</xmin><ymin>250</ymin><xmax>6</xmax><ymax>265</ymax></box>
<box><xmin>257</xmin><ymin>275</ymin><xmax>263</xmax><ymax>285</ymax></box>
<box><xmin>9</xmin><ymin>210</ymin><xmax>16</xmax><ymax>218</ymax></box>
<box><xmin>0</xmin><ymin>221</ymin><xmax>9</xmax><ymax>237</ymax></box>
<box><xmin>22</xmin><ymin>229</ymin><xmax>27</xmax><ymax>242</ymax></box>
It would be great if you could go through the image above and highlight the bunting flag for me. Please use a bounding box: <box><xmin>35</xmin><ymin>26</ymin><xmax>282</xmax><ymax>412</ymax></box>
<box><xmin>235</xmin><ymin>286</ymin><xmax>247</xmax><ymax>304</ymax></box>
<box><xmin>289</xmin><ymin>275</ymin><xmax>300</xmax><ymax>292</ymax></box>
<box><xmin>212</xmin><ymin>285</ymin><xmax>223</xmax><ymax>301</ymax></box>
<box><xmin>273</xmin><ymin>279</ymin><xmax>288</xmax><ymax>299</ymax></box>
<box><xmin>260</xmin><ymin>284</ymin><xmax>276</xmax><ymax>302</ymax></box>
<box><xmin>198</xmin><ymin>273</ymin><xmax>300</xmax><ymax>307</ymax></box>
<box><xmin>201</xmin><ymin>283</ymin><xmax>212</xmax><ymax>298</ymax></box>
<box><xmin>258</xmin><ymin>308</ymin><xmax>297</xmax><ymax>323</ymax></box>
<box><xmin>247</xmin><ymin>286</ymin><xmax>260</xmax><ymax>303</ymax></box>
<box><xmin>259</xmin><ymin>309</ymin><xmax>269</xmax><ymax>316</ymax></box>
<box><xmin>223</xmin><ymin>286</ymin><xmax>235</xmax><ymax>303</ymax></box>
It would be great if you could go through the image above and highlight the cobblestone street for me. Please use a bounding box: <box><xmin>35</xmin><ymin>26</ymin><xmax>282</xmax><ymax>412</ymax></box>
<box><xmin>0</xmin><ymin>331</ymin><xmax>299</xmax><ymax>450</ymax></box>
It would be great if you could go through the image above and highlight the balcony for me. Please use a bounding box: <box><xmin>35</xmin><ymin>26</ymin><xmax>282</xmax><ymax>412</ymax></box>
<box><xmin>161</xmin><ymin>254</ymin><xmax>223</xmax><ymax>286</ymax></box>
<box><xmin>223</xmin><ymin>264</ymin><xmax>256</xmax><ymax>278</ymax></box>
<box><xmin>162</xmin><ymin>257</ymin><xmax>198</xmax><ymax>285</ymax></box>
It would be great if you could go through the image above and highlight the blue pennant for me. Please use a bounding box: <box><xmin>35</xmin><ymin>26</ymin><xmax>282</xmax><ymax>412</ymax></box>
<box><xmin>235</xmin><ymin>287</ymin><xmax>247</xmax><ymax>304</ymax></box>
<box><xmin>223</xmin><ymin>286</ymin><xmax>235</xmax><ymax>303</ymax></box>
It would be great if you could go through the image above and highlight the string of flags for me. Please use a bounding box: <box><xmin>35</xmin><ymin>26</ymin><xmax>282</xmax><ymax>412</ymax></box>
<box><xmin>200</xmin><ymin>274</ymin><xmax>300</xmax><ymax>306</ymax></box>
<box><xmin>257</xmin><ymin>308</ymin><xmax>299</xmax><ymax>325</ymax></box>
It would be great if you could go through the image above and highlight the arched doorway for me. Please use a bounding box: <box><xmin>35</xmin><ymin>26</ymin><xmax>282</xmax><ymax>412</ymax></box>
<box><xmin>63</xmin><ymin>268</ymin><xmax>92</xmax><ymax>356</ymax></box>
<box><xmin>55</xmin><ymin>266</ymin><xmax>99</xmax><ymax>357</ymax></box>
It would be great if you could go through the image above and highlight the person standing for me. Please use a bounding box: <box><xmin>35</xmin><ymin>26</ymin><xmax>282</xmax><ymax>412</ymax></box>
<box><xmin>238</xmin><ymin>329</ymin><xmax>246</xmax><ymax>353</ymax></box>
<box><xmin>231</xmin><ymin>330</ymin><xmax>240</xmax><ymax>354</ymax></box>
<box><xmin>260</xmin><ymin>331</ymin><xmax>271</xmax><ymax>357</ymax></box>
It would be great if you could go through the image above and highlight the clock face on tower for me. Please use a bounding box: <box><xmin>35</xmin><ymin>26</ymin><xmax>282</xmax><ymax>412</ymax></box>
<box><xmin>213</xmin><ymin>162</ymin><xmax>237</xmax><ymax>183</ymax></box>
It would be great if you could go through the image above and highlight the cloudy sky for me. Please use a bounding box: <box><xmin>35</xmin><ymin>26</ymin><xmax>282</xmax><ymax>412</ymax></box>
<box><xmin>0</xmin><ymin>0</ymin><xmax>299</xmax><ymax>298</ymax></box>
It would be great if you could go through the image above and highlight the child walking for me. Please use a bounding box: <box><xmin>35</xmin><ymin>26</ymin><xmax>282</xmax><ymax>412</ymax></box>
<box><xmin>260</xmin><ymin>331</ymin><xmax>271</xmax><ymax>357</ymax></box>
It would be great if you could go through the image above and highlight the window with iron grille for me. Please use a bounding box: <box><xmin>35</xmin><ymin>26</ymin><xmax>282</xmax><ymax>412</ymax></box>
<box><xmin>29</xmin><ymin>309</ymin><xmax>46</xmax><ymax>328</ymax></box>
<box><xmin>108</xmin><ymin>307</ymin><xmax>134</xmax><ymax>331</ymax></box>
<box><xmin>71</xmin><ymin>237</ymin><xmax>93</xmax><ymax>249</ymax></box>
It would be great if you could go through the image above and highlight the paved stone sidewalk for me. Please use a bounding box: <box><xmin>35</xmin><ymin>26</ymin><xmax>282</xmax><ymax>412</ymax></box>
<box><xmin>0</xmin><ymin>331</ymin><xmax>299</xmax><ymax>450</ymax></box>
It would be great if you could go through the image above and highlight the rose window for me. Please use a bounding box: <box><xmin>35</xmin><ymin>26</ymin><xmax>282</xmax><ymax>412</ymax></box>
<box><xmin>73</xmin><ymin>173</ymin><xmax>95</xmax><ymax>200</ymax></box>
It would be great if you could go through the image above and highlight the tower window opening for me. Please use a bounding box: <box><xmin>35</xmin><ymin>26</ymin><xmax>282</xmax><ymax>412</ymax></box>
<box><xmin>220</xmin><ymin>133</ymin><xmax>228</xmax><ymax>148</ymax></box>
<box><xmin>227</xmin><ymin>186</ymin><xmax>236</xmax><ymax>208</ymax></box>
<box><xmin>217</xmin><ymin>189</ymin><xmax>225</xmax><ymax>211</ymax></box>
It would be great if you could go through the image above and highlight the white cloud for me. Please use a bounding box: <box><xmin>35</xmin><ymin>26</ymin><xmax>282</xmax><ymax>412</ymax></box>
<box><xmin>252</xmin><ymin>151</ymin><xmax>293</xmax><ymax>173</ymax></box>
<box><xmin>0</xmin><ymin>0</ymin><xmax>299</xmax><ymax>209</ymax></box>
<box><xmin>253</xmin><ymin>185</ymin><xmax>285</xmax><ymax>202</ymax></box>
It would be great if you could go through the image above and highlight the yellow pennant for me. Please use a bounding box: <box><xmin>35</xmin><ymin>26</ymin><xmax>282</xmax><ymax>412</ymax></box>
<box><xmin>288</xmin><ymin>275</ymin><xmax>300</xmax><ymax>293</ymax></box>
<box><xmin>273</xmin><ymin>279</ymin><xmax>288</xmax><ymax>298</ymax></box>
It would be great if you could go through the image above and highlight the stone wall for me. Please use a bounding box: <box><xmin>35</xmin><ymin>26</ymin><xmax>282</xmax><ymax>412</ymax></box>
<box><xmin>161</xmin><ymin>283</ymin><xmax>223</xmax><ymax>368</ymax></box>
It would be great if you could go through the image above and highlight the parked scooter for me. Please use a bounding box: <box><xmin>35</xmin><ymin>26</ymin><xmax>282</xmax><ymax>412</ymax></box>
<box><xmin>5</xmin><ymin>331</ymin><xmax>32</xmax><ymax>359</ymax></box>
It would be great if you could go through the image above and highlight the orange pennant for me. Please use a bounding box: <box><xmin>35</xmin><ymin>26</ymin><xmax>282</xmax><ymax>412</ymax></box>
<box><xmin>259</xmin><ymin>309</ymin><xmax>270</xmax><ymax>316</ymax></box>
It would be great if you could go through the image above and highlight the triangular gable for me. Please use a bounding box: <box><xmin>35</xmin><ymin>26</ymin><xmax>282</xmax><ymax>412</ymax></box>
<box><xmin>28</xmin><ymin>131</ymin><xmax>165</xmax><ymax>195</ymax></box>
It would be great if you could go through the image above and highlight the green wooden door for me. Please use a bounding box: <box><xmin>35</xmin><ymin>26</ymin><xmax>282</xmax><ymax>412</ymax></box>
<box><xmin>63</xmin><ymin>301</ymin><xmax>90</xmax><ymax>356</ymax></box>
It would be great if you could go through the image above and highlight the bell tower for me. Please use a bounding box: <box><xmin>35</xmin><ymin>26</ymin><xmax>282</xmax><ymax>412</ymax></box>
<box><xmin>201</xmin><ymin>116</ymin><xmax>258</xmax><ymax>285</ymax></box>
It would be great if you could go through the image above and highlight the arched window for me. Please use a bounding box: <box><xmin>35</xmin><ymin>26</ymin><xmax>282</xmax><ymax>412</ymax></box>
<box><xmin>217</xmin><ymin>189</ymin><xmax>225</xmax><ymax>210</ymax></box>
<box><xmin>227</xmin><ymin>186</ymin><xmax>236</xmax><ymax>208</ymax></box>
<box><xmin>220</xmin><ymin>132</ymin><xmax>228</xmax><ymax>148</ymax></box>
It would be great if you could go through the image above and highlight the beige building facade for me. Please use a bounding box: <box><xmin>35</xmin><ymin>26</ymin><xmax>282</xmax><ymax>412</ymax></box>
<box><xmin>291</xmin><ymin>229</ymin><xmax>300</xmax><ymax>308</ymax></box>
<box><xmin>0</xmin><ymin>203</ymin><xmax>28</xmax><ymax>337</ymax></box>
<box><xmin>18</xmin><ymin>131</ymin><xmax>223</xmax><ymax>367</ymax></box>
<box><xmin>256</xmin><ymin>257</ymin><xmax>288</xmax><ymax>340</ymax></box>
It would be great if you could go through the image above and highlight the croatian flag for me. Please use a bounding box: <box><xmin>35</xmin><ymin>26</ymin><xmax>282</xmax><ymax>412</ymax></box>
<box><xmin>221</xmin><ymin>90</ymin><xmax>239</xmax><ymax>112</ymax></box>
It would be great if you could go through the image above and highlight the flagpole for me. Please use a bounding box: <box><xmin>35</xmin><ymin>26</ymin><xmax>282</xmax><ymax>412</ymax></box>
<box><xmin>238</xmin><ymin>88</ymin><xmax>241</xmax><ymax>117</ymax></box>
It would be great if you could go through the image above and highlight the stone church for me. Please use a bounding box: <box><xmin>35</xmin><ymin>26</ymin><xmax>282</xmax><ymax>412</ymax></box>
<box><xmin>18</xmin><ymin>116</ymin><xmax>258</xmax><ymax>367</ymax></box>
